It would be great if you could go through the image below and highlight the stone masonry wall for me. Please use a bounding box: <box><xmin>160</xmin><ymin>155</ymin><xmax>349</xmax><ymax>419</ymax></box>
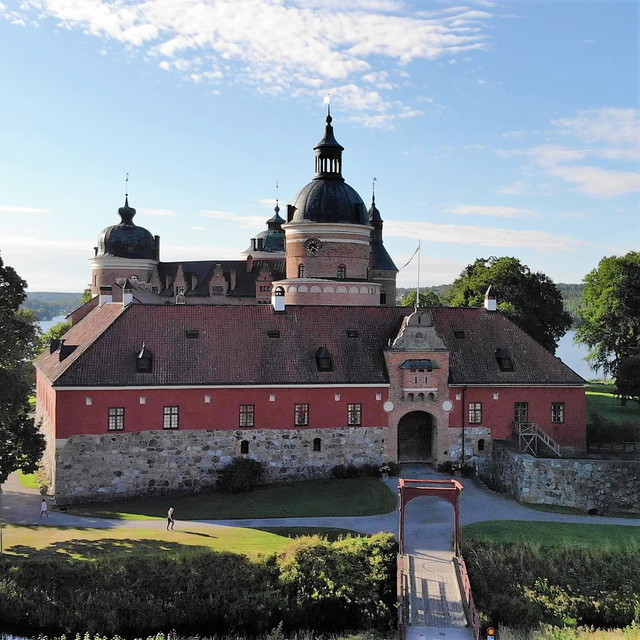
<box><xmin>54</xmin><ymin>426</ymin><xmax>387</xmax><ymax>504</ymax></box>
<box><xmin>485</xmin><ymin>441</ymin><xmax>640</xmax><ymax>514</ymax></box>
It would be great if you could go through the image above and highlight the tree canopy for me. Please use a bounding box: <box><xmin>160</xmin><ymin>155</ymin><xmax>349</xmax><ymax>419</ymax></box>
<box><xmin>576</xmin><ymin>252</ymin><xmax>640</xmax><ymax>382</ymax></box>
<box><xmin>400</xmin><ymin>290</ymin><xmax>442</xmax><ymax>308</ymax></box>
<box><xmin>0</xmin><ymin>253</ymin><xmax>45</xmax><ymax>484</ymax></box>
<box><xmin>445</xmin><ymin>256</ymin><xmax>572</xmax><ymax>353</ymax></box>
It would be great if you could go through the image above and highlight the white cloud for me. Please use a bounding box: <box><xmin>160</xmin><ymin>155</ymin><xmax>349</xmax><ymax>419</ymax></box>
<box><xmin>501</xmin><ymin>109</ymin><xmax>640</xmax><ymax>198</ymax></box>
<box><xmin>138</xmin><ymin>208</ymin><xmax>178</xmax><ymax>216</ymax></box>
<box><xmin>10</xmin><ymin>0</ymin><xmax>494</xmax><ymax>125</ymax></box>
<box><xmin>447</xmin><ymin>205</ymin><xmax>537</xmax><ymax>218</ymax></box>
<box><xmin>384</xmin><ymin>220</ymin><xmax>586</xmax><ymax>253</ymax></box>
<box><xmin>201</xmin><ymin>209</ymin><xmax>266</xmax><ymax>228</ymax></box>
<box><xmin>0</xmin><ymin>205</ymin><xmax>51</xmax><ymax>214</ymax></box>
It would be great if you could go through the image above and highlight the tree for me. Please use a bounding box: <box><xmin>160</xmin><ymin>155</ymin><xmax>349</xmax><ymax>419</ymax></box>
<box><xmin>615</xmin><ymin>356</ymin><xmax>640</xmax><ymax>406</ymax></box>
<box><xmin>0</xmin><ymin>252</ymin><xmax>45</xmax><ymax>484</ymax></box>
<box><xmin>445</xmin><ymin>256</ymin><xmax>572</xmax><ymax>353</ymax></box>
<box><xmin>400</xmin><ymin>290</ymin><xmax>442</xmax><ymax>307</ymax></box>
<box><xmin>38</xmin><ymin>320</ymin><xmax>72</xmax><ymax>355</ymax></box>
<box><xmin>576</xmin><ymin>252</ymin><xmax>640</xmax><ymax>380</ymax></box>
<box><xmin>82</xmin><ymin>285</ymin><xmax>93</xmax><ymax>304</ymax></box>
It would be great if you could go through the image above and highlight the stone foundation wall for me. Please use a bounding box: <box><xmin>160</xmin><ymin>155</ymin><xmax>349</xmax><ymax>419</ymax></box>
<box><xmin>484</xmin><ymin>442</ymin><xmax>640</xmax><ymax>514</ymax></box>
<box><xmin>54</xmin><ymin>426</ymin><xmax>388</xmax><ymax>504</ymax></box>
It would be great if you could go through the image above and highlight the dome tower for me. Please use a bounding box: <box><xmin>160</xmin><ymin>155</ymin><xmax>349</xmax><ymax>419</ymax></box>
<box><xmin>90</xmin><ymin>194</ymin><xmax>159</xmax><ymax>296</ymax></box>
<box><xmin>274</xmin><ymin>109</ymin><xmax>381</xmax><ymax>306</ymax></box>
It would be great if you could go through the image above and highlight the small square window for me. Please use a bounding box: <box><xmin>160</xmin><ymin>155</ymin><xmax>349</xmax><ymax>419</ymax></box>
<box><xmin>140</xmin><ymin>396</ymin><xmax>146</xmax><ymax>405</ymax></box>
<box><xmin>269</xmin><ymin>394</ymin><xmax>276</xmax><ymax>402</ymax></box>
<box><xmin>376</xmin><ymin>393</ymin><xmax>382</xmax><ymax>401</ymax></box>
<box><xmin>204</xmin><ymin>395</ymin><xmax>211</xmax><ymax>403</ymax></box>
<box><xmin>86</xmin><ymin>397</ymin><xmax>93</xmax><ymax>406</ymax></box>
<box><xmin>335</xmin><ymin>393</ymin><xmax>341</xmax><ymax>401</ymax></box>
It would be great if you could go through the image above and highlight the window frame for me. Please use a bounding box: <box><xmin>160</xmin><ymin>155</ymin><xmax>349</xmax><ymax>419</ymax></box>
<box><xmin>108</xmin><ymin>406</ymin><xmax>125</xmax><ymax>431</ymax></box>
<box><xmin>468</xmin><ymin>402</ymin><xmax>483</xmax><ymax>425</ymax></box>
<box><xmin>239</xmin><ymin>403</ymin><xmax>255</xmax><ymax>428</ymax></box>
<box><xmin>551</xmin><ymin>402</ymin><xmax>565</xmax><ymax>424</ymax></box>
<box><xmin>163</xmin><ymin>405</ymin><xmax>179</xmax><ymax>430</ymax></box>
<box><xmin>294</xmin><ymin>403</ymin><xmax>309</xmax><ymax>426</ymax></box>
<box><xmin>347</xmin><ymin>403</ymin><xmax>362</xmax><ymax>426</ymax></box>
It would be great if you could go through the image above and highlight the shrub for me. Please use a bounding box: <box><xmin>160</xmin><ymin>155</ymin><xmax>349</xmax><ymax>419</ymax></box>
<box><xmin>218</xmin><ymin>457</ymin><xmax>265</xmax><ymax>493</ymax></box>
<box><xmin>331</xmin><ymin>463</ymin><xmax>386</xmax><ymax>479</ymax></box>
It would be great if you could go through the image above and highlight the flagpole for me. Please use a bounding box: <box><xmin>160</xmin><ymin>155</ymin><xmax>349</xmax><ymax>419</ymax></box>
<box><xmin>415</xmin><ymin>239</ymin><xmax>421</xmax><ymax>310</ymax></box>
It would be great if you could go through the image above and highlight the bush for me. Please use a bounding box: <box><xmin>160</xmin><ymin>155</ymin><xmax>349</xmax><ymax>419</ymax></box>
<box><xmin>331</xmin><ymin>463</ymin><xmax>385</xmax><ymax>479</ymax></box>
<box><xmin>587</xmin><ymin>412</ymin><xmax>639</xmax><ymax>445</ymax></box>
<box><xmin>218</xmin><ymin>457</ymin><xmax>265</xmax><ymax>492</ymax></box>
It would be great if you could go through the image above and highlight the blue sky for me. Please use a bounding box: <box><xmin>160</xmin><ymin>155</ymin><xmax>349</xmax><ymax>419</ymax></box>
<box><xmin>1</xmin><ymin>0</ymin><xmax>638</xmax><ymax>292</ymax></box>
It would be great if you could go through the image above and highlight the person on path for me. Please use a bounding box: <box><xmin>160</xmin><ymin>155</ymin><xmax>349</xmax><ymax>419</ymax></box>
<box><xmin>40</xmin><ymin>498</ymin><xmax>49</xmax><ymax>519</ymax></box>
<box><xmin>167</xmin><ymin>506</ymin><xmax>175</xmax><ymax>530</ymax></box>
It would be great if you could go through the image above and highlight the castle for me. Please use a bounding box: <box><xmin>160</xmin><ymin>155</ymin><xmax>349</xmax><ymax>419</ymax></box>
<box><xmin>35</xmin><ymin>112</ymin><xmax>587</xmax><ymax>504</ymax></box>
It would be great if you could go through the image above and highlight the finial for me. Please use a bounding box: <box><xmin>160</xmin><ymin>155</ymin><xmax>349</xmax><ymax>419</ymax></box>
<box><xmin>372</xmin><ymin>176</ymin><xmax>377</xmax><ymax>205</ymax></box>
<box><xmin>324</xmin><ymin>93</ymin><xmax>332</xmax><ymax>123</ymax></box>
<box><xmin>275</xmin><ymin>180</ymin><xmax>280</xmax><ymax>214</ymax></box>
<box><xmin>124</xmin><ymin>172</ymin><xmax>130</xmax><ymax>207</ymax></box>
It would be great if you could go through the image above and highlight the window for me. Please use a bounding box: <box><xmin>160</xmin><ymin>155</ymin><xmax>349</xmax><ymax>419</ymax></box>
<box><xmin>552</xmin><ymin>402</ymin><xmax>565</xmax><ymax>423</ymax></box>
<box><xmin>259</xmin><ymin>285</ymin><xmax>271</xmax><ymax>292</ymax></box>
<box><xmin>185</xmin><ymin>329</ymin><xmax>199</xmax><ymax>339</ymax></box>
<box><xmin>163</xmin><ymin>406</ymin><xmax>179</xmax><ymax>429</ymax></box>
<box><xmin>313</xmin><ymin>437</ymin><xmax>321</xmax><ymax>452</ymax></box>
<box><xmin>108</xmin><ymin>407</ymin><xmax>125</xmax><ymax>431</ymax></box>
<box><xmin>496</xmin><ymin>348</ymin><xmax>514</xmax><ymax>371</ymax></box>
<box><xmin>514</xmin><ymin>402</ymin><xmax>529</xmax><ymax>423</ymax></box>
<box><xmin>295</xmin><ymin>403</ymin><xmax>309</xmax><ymax>426</ymax></box>
<box><xmin>468</xmin><ymin>402</ymin><xmax>483</xmax><ymax>424</ymax></box>
<box><xmin>337</xmin><ymin>264</ymin><xmax>346</xmax><ymax>279</ymax></box>
<box><xmin>136</xmin><ymin>345</ymin><xmax>153</xmax><ymax>373</ymax></box>
<box><xmin>477</xmin><ymin>438</ymin><xmax>486</xmax><ymax>452</ymax></box>
<box><xmin>176</xmin><ymin>286</ymin><xmax>185</xmax><ymax>295</ymax></box>
<box><xmin>240</xmin><ymin>440</ymin><xmax>249</xmax><ymax>454</ymax></box>
<box><xmin>347</xmin><ymin>403</ymin><xmax>362</xmax><ymax>426</ymax></box>
<box><xmin>298</xmin><ymin>264</ymin><xmax>306</xmax><ymax>278</ymax></box>
<box><xmin>240</xmin><ymin>404</ymin><xmax>255</xmax><ymax>427</ymax></box>
<box><xmin>453</xmin><ymin>330</ymin><xmax>466</xmax><ymax>338</ymax></box>
<box><xmin>380</xmin><ymin>292</ymin><xmax>387</xmax><ymax>305</ymax></box>
<box><xmin>315</xmin><ymin>347</ymin><xmax>333</xmax><ymax>372</ymax></box>
<box><xmin>211</xmin><ymin>286</ymin><xmax>224</xmax><ymax>295</ymax></box>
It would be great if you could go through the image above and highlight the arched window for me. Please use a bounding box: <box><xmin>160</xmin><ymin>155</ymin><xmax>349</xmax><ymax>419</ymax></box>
<box><xmin>313</xmin><ymin>438</ymin><xmax>321</xmax><ymax>452</ymax></box>
<box><xmin>477</xmin><ymin>438</ymin><xmax>485</xmax><ymax>452</ymax></box>
<box><xmin>417</xmin><ymin>393</ymin><xmax>425</xmax><ymax>401</ymax></box>
<box><xmin>240</xmin><ymin>440</ymin><xmax>249</xmax><ymax>454</ymax></box>
<box><xmin>337</xmin><ymin>264</ymin><xmax>346</xmax><ymax>279</ymax></box>
<box><xmin>298</xmin><ymin>264</ymin><xmax>306</xmax><ymax>278</ymax></box>
<box><xmin>407</xmin><ymin>393</ymin><xmax>414</xmax><ymax>401</ymax></box>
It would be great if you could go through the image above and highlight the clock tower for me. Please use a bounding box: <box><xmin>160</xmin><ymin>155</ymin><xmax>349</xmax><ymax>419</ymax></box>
<box><xmin>273</xmin><ymin>109</ymin><xmax>387</xmax><ymax>306</ymax></box>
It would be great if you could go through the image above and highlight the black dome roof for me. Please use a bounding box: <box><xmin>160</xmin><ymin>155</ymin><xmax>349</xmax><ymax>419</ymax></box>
<box><xmin>287</xmin><ymin>110</ymin><xmax>369</xmax><ymax>226</ymax></box>
<box><xmin>244</xmin><ymin>205</ymin><xmax>286</xmax><ymax>253</ymax></box>
<box><xmin>290</xmin><ymin>179</ymin><xmax>367</xmax><ymax>224</ymax></box>
<box><xmin>96</xmin><ymin>198</ymin><xmax>156</xmax><ymax>260</ymax></box>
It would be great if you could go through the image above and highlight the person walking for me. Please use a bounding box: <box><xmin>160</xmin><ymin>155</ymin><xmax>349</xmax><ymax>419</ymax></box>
<box><xmin>167</xmin><ymin>506</ymin><xmax>175</xmax><ymax>530</ymax></box>
<box><xmin>40</xmin><ymin>498</ymin><xmax>49</xmax><ymax>519</ymax></box>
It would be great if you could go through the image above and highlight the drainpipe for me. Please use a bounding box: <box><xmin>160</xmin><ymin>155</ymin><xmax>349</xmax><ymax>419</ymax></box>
<box><xmin>461</xmin><ymin>386</ymin><xmax>467</xmax><ymax>466</ymax></box>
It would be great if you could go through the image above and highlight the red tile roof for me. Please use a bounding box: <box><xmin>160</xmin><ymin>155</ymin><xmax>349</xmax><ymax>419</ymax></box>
<box><xmin>35</xmin><ymin>303</ymin><xmax>584</xmax><ymax>388</ymax></box>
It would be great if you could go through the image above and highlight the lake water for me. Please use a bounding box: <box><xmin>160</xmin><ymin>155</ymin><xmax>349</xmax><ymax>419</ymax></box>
<box><xmin>38</xmin><ymin>315</ymin><xmax>68</xmax><ymax>333</ymax></box>
<box><xmin>555</xmin><ymin>329</ymin><xmax>599</xmax><ymax>381</ymax></box>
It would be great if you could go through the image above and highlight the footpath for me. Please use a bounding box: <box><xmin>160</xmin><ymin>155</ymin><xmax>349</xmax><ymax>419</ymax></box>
<box><xmin>2</xmin><ymin>466</ymin><xmax>639</xmax><ymax>639</ymax></box>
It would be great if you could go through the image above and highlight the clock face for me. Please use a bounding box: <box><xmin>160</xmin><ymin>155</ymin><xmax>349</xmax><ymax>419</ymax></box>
<box><xmin>305</xmin><ymin>237</ymin><xmax>322</xmax><ymax>255</ymax></box>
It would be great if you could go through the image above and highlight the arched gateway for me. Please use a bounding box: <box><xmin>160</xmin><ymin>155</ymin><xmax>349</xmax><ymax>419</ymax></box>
<box><xmin>397</xmin><ymin>411</ymin><xmax>434</xmax><ymax>462</ymax></box>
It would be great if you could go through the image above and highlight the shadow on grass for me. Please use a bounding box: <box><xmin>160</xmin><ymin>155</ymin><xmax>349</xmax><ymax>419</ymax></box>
<box><xmin>8</xmin><ymin>537</ymin><xmax>215</xmax><ymax>560</ymax></box>
<box><xmin>254</xmin><ymin>526</ymin><xmax>367</xmax><ymax>542</ymax></box>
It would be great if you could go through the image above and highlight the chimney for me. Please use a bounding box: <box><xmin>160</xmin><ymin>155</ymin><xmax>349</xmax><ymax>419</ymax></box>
<box><xmin>122</xmin><ymin>280</ymin><xmax>133</xmax><ymax>307</ymax></box>
<box><xmin>484</xmin><ymin>286</ymin><xmax>497</xmax><ymax>311</ymax></box>
<box><xmin>246</xmin><ymin>255</ymin><xmax>254</xmax><ymax>272</ymax></box>
<box><xmin>99</xmin><ymin>285</ymin><xmax>113</xmax><ymax>307</ymax></box>
<box><xmin>272</xmin><ymin>286</ymin><xmax>285</xmax><ymax>312</ymax></box>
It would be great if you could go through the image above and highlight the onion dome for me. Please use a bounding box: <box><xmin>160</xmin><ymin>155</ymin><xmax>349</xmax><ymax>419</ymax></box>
<box><xmin>96</xmin><ymin>197</ymin><xmax>157</xmax><ymax>260</ymax></box>
<box><xmin>288</xmin><ymin>110</ymin><xmax>369</xmax><ymax>225</ymax></box>
<box><xmin>245</xmin><ymin>203</ymin><xmax>286</xmax><ymax>254</ymax></box>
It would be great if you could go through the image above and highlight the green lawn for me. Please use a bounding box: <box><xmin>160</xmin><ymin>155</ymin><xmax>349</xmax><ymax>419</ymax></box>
<box><xmin>463</xmin><ymin>520</ymin><xmax>640</xmax><ymax>549</ymax></box>
<box><xmin>0</xmin><ymin>524</ymin><xmax>364</xmax><ymax>561</ymax></box>
<box><xmin>17</xmin><ymin>469</ymin><xmax>40</xmax><ymax>489</ymax></box>
<box><xmin>587</xmin><ymin>383</ymin><xmax>640</xmax><ymax>425</ymax></box>
<box><xmin>63</xmin><ymin>477</ymin><xmax>397</xmax><ymax>520</ymax></box>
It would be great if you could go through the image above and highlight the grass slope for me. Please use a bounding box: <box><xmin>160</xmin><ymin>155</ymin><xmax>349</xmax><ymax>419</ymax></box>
<box><xmin>64</xmin><ymin>477</ymin><xmax>397</xmax><ymax>520</ymax></box>
<box><xmin>587</xmin><ymin>383</ymin><xmax>640</xmax><ymax>426</ymax></box>
<box><xmin>1</xmin><ymin>524</ymin><xmax>363</xmax><ymax>561</ymax></box>
<box><xmin>464</xmin><ymin>520</ymin><xmax>640</xmax><ymax>549</ymax></box>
